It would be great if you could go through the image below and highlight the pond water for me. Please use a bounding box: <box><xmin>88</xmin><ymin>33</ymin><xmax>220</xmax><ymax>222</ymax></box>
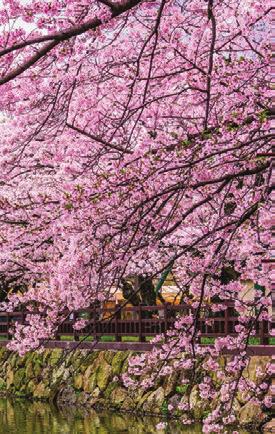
<box><xmin>0</xmin><ymin>398</ymin><xmax>203</xmax><ymax>434</ymax></box>
<box><xmin>0</xmin><ymin>398</ymin><xmax>261</xmax><ymax>434</ymax></box>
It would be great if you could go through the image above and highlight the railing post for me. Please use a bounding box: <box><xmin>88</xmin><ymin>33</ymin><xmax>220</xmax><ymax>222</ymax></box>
<box><xmin>55</xmin><ymin>321</ymin><xmax>61</xmax><ymax>341</ymax></box>
<box><xmin>259</xmin><ymin>319</ymin><xmax>263</xmax><ymax>345</ymax></box>
<box><xmin>260</xmin><ymin>319</ymin><xmax>269</xmax><ymax>345</ymax></box>
<box><xmin>224</xmin><ymin>306</ymin><xmax>228</xmax><ymax>336</ymax></box>
<box><xmin>73</xmin><ymin>312</ymin><xmax>79</xmax><ymax>341</ymax></box>
<box><xmin>263</xmin><ymin>319</ymin><xmax>269</xmax><ymax>345</ymax></box>
<box><xmin>115</xmin><ymin>307</ymin><xmax>121</xmax><ymax>342</ymax></box>
<box><xmin>139</xmin><ymin>304</ymin><xmax>145</xmax><ymax>342</ymax></box>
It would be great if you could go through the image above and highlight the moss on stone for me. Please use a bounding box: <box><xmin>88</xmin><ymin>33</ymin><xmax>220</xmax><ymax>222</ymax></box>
<box><xmin>109</xmin><ymin>387</ymin><xmax>128</xmax><ymax>407</ymax></box>
<box><xmin>142</xmin><ymin>387</ymin><xmax>165</xmax><ymax>414</ymax></box>
<box><xmin>42</xmin><ymin>349</ymin><xmax>51</xmax><ymax>364</ymax></box>
<box><xmin>0</xmin><ymin>348</ymin><xmax>9</xmax><ymax>362</ymax></box>
<box><xmin>83</xmin><ymin>372</ymin><xmax>97</xmax><ymax>393</ymax></box>
<box><xmin>239</xmin><ymin>401</ymin><xmax>264</xmax><ymax>426</ymax></box>
<box><xmin>189</xmin><ymin>385</ymin><xmax>209</xmax><ymax>420</ymax></box>
<box><xmin>16</xmin><ymin>354</ymin><xmax>27</xmax><ymax>368</ymax></box>
<box><xmin>9</xmin><ymin>354</ymin><xmax>18</xmax><ymax>369</ymax></box>
<box><xmin>121</xmin><ymin>395</ymin><xmax>135</xmax><ymax>411</ymax></box>
<box><xmin>48</xmin><ymin>349</ymin><xmax>62</xmax><ymax>366</ymax></box>
<box><xmin>73</xmin><ymin>374</ymin><xmax>83</xmax><ymax>390</ymax></box>
<box><xmin>0</xmin><ymin>377</ymin><xmax>6</xmax><ymax>390</ymax></box>
<box><xmin>33</xmin><ymin>361</ymin><xmax>43</xmax><ymax>378</ymax></box>
<box><xmin>104</xmin><ymin>350</ymin><xmax>115</xmax><ymax>364</ymax></box>
<box><xmin>6</xmin><ymin>366</ymin><xmax>14</xmax><ymax>389</ymax></box>
<box><xmin>25</xmin><ymin>362</ymin><xmax>34</xmax><ymax>379</ymax></box>
<box><xmin>0</xmin><ymin>348</ymin><xmax>270</xmax><ymax>430</ymax></box>
<box><xmin>26</xmin><ymin>380</ymin><xmax>37</xmax><ymax>395</ymax></box>
<box><xmin>121</xmin><ymin>352</ymin><xmax>135</xmax><ymax>374</ymax></box>
<box><xmin>51</xmin><ymin>363</ymin><xmax>70</xmax><ymax>384</ymax></box>
<box><xmin>33</xmin><ymin>382</ymin><xmax>51</xmax><ymax>399</ymax></box>
<box><xmin>78</xmin><ymin>352</ymin><xmax>99</xmax><ymax>373</ymax></box>
<box><xmin>136</xmin><ymin>390</ymin><xmax>152</xmax><ymax>410</ymax></box>
<box><xmin>111</xmin><ymin>351</ymin><xmax>129</xmax><ymax>375</ymax></box>
<box><xmin>163</xmin><ymin>372</ymin><xmax>179</xmax><ymax>397</ymax></box>
<box><xmin>89</xmin><ymin>387</ymin><xmax>101</xmax><ymax>406</ymax></box>
<box><xmin>244</xmin><ymin>356</ymin><xmax>270</xmax><ymax>383</ymax></box>
<box><xmin>13</xmin><ymin>369</ymin><xmax>26</xmax><ymax>389</ymax></box>
<box><xmin>104</xmin><ymin>381</ymin><xmax>119</xmax><ymax>399</ymax></box>
<box><xmin>96</xmin><ymin>361</ymin><xmax>112</xmax><ymax>391</ymax></box>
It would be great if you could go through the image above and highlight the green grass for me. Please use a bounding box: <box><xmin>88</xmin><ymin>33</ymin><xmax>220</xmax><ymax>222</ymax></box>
<box><xmin>1</xmin><ymin>333</ymin><xmax>274</xmax><ymax>345</ymax></box>
<box><xmin>201</xmin><ymin>336</ymin><xmax>274</xmax><ymax>345</ymax></box>
<box><xmin>54</xmin><ymin>334</ymin><xmax>275</xmax><ymax>345</ymax></box>
<box><xmin>248</xmin><ymin>337</ymin><xmax>260</xmax><ymax>345</ymax></box>
<box><xmin>100</xmin><ymin>335</ymin><xmax>115</xmax><ymax>342</ymax></box>
<box><xmin>122</xmin><ymin>336</ymin><xmax>139</xmax><ymax>342</ymax></box>
<box><xmin>59</xmin><ymin>335</ymin><xmax>93</xmax><ymax>342</ymax></box>
<box><xmin>60</xmin><ymin>335</ymin><xmax>74</xmax><ymax>341</ymax></box>
<box><xmin>201</xmin><ymin>337</ymin><xmax>215</xmax><ymax>344</ymax></box>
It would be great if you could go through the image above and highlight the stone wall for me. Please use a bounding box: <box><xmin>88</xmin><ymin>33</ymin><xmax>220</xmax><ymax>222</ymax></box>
<box><xmin>0</xmin><ymin>347</ymin><xmax>271</xmax><ymax>430</ymax></box>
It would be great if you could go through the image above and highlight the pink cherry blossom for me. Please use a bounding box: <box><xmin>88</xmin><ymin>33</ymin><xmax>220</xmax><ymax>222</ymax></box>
<box><xmin>0</xmin><ymin>0</ymin><xmax>271</xmax><ymax>431</ymax></box>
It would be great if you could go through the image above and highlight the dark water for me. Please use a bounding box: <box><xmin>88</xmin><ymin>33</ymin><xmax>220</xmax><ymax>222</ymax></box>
<box><xmin>0</xmin><ymin>398</ymin><xmax>204</xmax><ymax>434</ymax></box>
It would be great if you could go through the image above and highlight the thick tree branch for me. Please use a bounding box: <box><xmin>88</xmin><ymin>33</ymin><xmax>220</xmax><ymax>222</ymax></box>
<box><xmin>66</xmin><ymin>122</ymin><xmax>132</xmax><ymax>154</ymax></box>
<box><xmin>0</xmin><ymin>0</ymin><xmax>142</xmax><ymax>86</ymax></box>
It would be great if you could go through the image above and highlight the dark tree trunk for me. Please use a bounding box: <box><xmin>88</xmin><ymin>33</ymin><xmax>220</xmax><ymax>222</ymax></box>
<box><xmin>120</xmin><ymin>275</ymin><xmax>158</xmax><ymax>318</ymax></box>
<box><xmin>138</xmin><ymin>275</ymin><xmax>156</xmax><ymax>306</ymax></box>
<box><xmin>120</xmin><ymin>278</ymin><xmax>141</xmax><ymax>306</ymax></box>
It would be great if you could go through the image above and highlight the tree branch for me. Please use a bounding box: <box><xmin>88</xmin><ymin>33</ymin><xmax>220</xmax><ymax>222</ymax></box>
<box><xmin>66</xmin><ymin>122</ymin><xmax>132</xmax><ymax>154</ymax></box>
<box><xmin>0</xmin><ymin>0</ymin><xmax>142</xmax><ymax>86</ymax></box>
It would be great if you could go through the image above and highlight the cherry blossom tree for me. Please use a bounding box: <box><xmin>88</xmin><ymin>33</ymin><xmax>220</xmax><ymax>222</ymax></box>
<box><xmin>0</xmin><ymin>0</ymin><xmax>271</xmax><ymax>430</ymax></box>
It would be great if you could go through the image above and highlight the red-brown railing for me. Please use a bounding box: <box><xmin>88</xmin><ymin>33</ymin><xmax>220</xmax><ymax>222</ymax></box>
<box><xmin>0</xmin><ymin>303</ymin><xmax>271</xmax><ymax>345</ymax></box>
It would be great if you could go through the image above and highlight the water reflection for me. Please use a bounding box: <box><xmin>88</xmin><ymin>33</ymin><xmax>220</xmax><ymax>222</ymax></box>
<box><xmin>0</xmin><ymin>398</ymin><xmax>257</xmax><ymax>433</ymax></box>
<box><xmin>0</xmin><ymin>398</ymin><xmax>202</xmax><ymax>434</ymax></box>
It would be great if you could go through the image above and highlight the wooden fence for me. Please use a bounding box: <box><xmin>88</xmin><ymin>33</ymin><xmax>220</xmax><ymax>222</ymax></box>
<box><xmin>0</xmin><ymin>303</ymin><xmax>270</xmax><ymax>345</ymax></box>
